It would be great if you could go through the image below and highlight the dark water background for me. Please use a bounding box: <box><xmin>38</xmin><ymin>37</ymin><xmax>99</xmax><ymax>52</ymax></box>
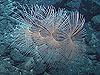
<box><xmin>0</xmin><ymin>0</ymin><xmax>100</xmax><ymax>75</ymax></box>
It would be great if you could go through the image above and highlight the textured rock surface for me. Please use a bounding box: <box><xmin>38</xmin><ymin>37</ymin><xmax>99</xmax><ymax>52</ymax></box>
<box><xmin>91</xmin><ymin>14</ymin><xmax>100</xmax><ymax>31</ymax></box>
<box><xmin>79</xmin><ymin>0</ymin><xmax>100</xmax><ymax>22</ymax></box>
<box><xmin>65</xmin><ymin>0</ymin><xmax>81</xmax><ymax>9</ymax></box>
<box><xmin>0</xmin><ymin>0</ymin><xmax>100</xmax><ymax>75</ymax></box>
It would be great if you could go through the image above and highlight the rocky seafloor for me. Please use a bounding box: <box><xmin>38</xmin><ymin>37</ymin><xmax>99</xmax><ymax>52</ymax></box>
<box><xmin>0</xmin><ymin>0</ymin><xmax>100</xmax><ymax>75</ymax></box>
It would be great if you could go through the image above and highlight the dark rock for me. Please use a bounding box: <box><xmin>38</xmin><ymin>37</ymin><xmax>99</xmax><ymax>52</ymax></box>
<box><xmin>84</xmin><ymin>22</ymin><xmax>93</xmax><ymax>45</ymax></box>
<box><xmin>10</xmin><ymin>49</ymin><xmax>26</xmax><ymax>62</ymax></box>
<box><xmin>95</xmin><ymin>31</ymin><xmax>100</xmax><ymax>40</ymax></box>
<box><xmin>79</xmin><ymin>0</ymin><xmax>100</xmax><ymax>22</ymax></box>
<box><xmin>65</xmin><ymin>0</ymin><xmax>81</xmax><ymax>10</ymax></box>
<box><xmin>96</xmin><ymin>45</ymin><xmax>100</xmax><ymax>56</ymax></box>
<box><xmin>96</xmin><ymin>53</ymin><xmax>100</xmax><ymax>62</ymax></box>
<box><xmin>0</xmin><ymin>65</ymin><xmax>10</xmax><ymax>74</ymax></box>
<box><xmin>0</xmin><ymin>45</ymin><xmax>6</xmax><ymax>55</ymax></box>
<box><xmin>91</xmin><ymin>14</ymin><xmax>100</xmax><ymax>31</ymax></box>
<box><xmin>86</xmin><ymin>47</ymin><xmax>96</xmax><ymax>55</ymax></box>
<box><xmin>30</xmin><ymin>0</ymin><xmax>62</xmax><ymax>6</ymax></box>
